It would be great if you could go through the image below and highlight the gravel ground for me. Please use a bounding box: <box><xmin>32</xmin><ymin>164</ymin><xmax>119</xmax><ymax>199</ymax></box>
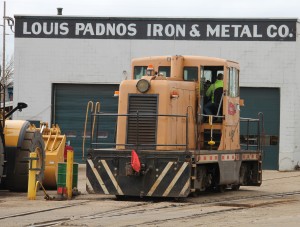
<box><xmin>1</xmin><ymin>165</ymin><xmax>300</xmax><ymax>227</ymax></box>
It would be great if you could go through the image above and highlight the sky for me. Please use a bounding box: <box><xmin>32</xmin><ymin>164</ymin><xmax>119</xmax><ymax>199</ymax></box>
<box><xmin>0</xmin><ymin>0</ymin><xmax>299</xmax><ymax>59</ymax></box>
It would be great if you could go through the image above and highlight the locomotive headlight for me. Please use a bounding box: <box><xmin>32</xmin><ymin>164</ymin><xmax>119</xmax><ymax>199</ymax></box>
<box><xmin>136</xmin><ymin>79</ymin><xmax>150</xmax><ymax>93</ymax></box>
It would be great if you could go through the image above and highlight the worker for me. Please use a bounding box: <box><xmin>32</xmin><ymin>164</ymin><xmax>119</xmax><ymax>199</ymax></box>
<box><xmin>203</xmin><ymin>73</ymin><xmax>224</xmax><ymax>115</ymax></box>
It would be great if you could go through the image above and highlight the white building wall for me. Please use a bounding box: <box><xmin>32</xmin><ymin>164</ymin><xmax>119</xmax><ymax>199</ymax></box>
<box><xmin>14</xmin><ymin>18</ymin><xmax>299</xmax><ymax>170</ymax></box>
<box><xmin>291</xmin><ymin>20</ymin><xmax>300</xmax><ymax>170</ymax></box>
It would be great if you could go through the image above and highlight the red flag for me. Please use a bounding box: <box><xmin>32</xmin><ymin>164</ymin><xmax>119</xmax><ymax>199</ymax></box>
<box><xmin>131</xmin><ymin>150</ymin><xmax>141</xmax><ymax>172</ymax></box>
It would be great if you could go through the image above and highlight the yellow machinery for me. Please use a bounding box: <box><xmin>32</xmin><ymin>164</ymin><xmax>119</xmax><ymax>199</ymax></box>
<box><xmin>1</xmin><ymin>117</ymin><xmax>69</xmax><ymax>190</ymax></box>
<box><xmin>0</xmin><ymin>103</ymin><xmax>46</xmax><ymax>192</ymax></box>
<box><xmin>37</xmin><ymin>123</ymin><xmax>67</xmax><ymax>189</ymax></box>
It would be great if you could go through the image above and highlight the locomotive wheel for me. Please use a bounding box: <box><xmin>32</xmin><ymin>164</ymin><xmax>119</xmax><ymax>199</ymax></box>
<box><xmin>232</xmin><ymin>184</ymin><xmax>240</xmax><ymax>191</ymax></box>
<box><xmin>216</xmin><ymin>185</ymin><xmax>226</xmax><ymax>193</ymax></box>
<box><xmin>6</xmin><ymin>130</ymin><xmax>45</xmax><ymax>192</ymax></box>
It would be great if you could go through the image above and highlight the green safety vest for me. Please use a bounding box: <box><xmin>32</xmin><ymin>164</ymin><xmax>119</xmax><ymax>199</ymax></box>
<box><xmin>205</xmin><ymin>80</ymin><xmax>223</xmax><ymax>103</ymax></box>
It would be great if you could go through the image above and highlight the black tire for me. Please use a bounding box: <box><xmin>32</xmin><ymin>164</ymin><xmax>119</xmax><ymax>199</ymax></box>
<box><xmin>6</xmin><ymin>129</ymin><xmax>45</xmax><ymax>192</ymax></box>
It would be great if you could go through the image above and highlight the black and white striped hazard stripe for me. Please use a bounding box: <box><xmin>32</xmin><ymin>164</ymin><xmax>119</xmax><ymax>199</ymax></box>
<box><xmin>86</xmin><ymin>159</ymin><xmax>191</xmax><ymax>197</ymax></box>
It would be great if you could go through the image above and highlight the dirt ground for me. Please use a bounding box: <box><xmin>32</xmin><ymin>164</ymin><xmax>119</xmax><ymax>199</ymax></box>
<box><xmin>1</xmin><ymin>165</ymin><xmax>300</xmax><ymax>227</ymax></box>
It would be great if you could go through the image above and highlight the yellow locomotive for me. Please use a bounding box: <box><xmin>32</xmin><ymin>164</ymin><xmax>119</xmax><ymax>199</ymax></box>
<box><xmin>85</xmin><ymin>55</ymin><xmax>263</xmax><ymax>197</ymax></box>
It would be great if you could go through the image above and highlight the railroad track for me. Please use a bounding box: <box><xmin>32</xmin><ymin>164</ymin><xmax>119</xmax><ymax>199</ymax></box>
<box><xmin>2</xmin><ymin>173</ymin><xmax>300</xmax><ymax>226</ymax></box>
<box><xmin>0</xmin><ymin>190</ymin><xmax>296</xmax><ymax>227</ymax></box>
<box><xmin>0</xmin><ymin>201</ymin><xmax>90</xmax><ymax>221</ymax></box>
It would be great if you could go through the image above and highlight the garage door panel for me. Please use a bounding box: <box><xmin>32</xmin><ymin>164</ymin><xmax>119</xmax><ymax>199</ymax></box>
<box><xmin>53</xmin><ymin>85</ymin><xmax>279</xmax><ymax>168</ymax></box>
<box><xmin>52</xmin><ymin>84</ymin><xmax>119</xmax><ymax>163</ymax></box>
<box><xmin>240</xmin><ymin>87</ymin><xmax>279</xmax><ymax>170</ymax></box>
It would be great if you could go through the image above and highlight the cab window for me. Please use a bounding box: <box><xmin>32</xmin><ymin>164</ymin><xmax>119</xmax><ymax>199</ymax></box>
<box><xmin>228</xmin><ymin>67</ymin><xmax>239</xmax><ymax>97</ymax></box>
<box><xmin>158</xmin><ymin>66</ymin><xmax>170</xmax><ymax>77</ymax></box>
<box><xmin>200</xmin><ymin>66</ymin><xmax>224</xmax><ymax>94</ymax></box>
<box><xmin>134</xmin><ymin>66</ymin><xmax>147</xmax><ymax>79</ymax></box>
<box><xmin>184</xmin><ymin>67</ymin><xmax>198</xmax><ymax>81</ymax></box>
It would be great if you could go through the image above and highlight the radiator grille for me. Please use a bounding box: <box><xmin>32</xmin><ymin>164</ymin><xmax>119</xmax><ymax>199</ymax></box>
<box><xmin>127</xmin><ymin>95</ymin><xmax>158</xmax><ymax>149</ymax></box>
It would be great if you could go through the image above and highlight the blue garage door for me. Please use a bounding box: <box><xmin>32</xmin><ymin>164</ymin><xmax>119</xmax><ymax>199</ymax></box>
<box><xmin>240</xmin><ymin>87</ymin><xmax>280</xmax><ymax>170</ymax></box>
<box><xmin>52</xmin><ymin>84</ymin><xmax>119</xmax><ymax>163</ymax></box>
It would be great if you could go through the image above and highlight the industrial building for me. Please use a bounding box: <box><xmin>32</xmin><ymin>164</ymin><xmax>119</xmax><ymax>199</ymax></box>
<box><xmin>13</xmin><ymin>15</ymin><xmax>300</xmax><ymax>170</ymax></box>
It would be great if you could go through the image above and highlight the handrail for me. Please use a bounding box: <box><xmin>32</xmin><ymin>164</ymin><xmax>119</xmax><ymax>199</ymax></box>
<box><xmin>240</xmin><ymin>117</ymin><xmax>260</xmax><ymax>121</ymax></box>
<box><xmin>240</xmin><ymin>114</ymin><xmax>263</xmax><ymax>150</ymax></box>
<box><xmin>90</xmin><ymin>111</ymin><xmax>189</xmax><ymax>150</ymax></box>
<box><xmin>91</xmin><ymin>142</ymin><xmax>188</xmax><ymax>147</ymax></box>
<box><xmin>216</xmin><ymin>91</ymin><xmax>225</xmax><ymax>116</ymax></box>
<box><xmin>91</xmin><ymin>113</ymin><xmax>187</xmax><ymax>117</ymax></box>
<box><xmin>82</xmin><ymin>101</ymin><xmax>94</xmax><ymax>160</ymax></box>
<box><xmin>258</xmin><ymin>112</ymin><xmax>264</xmax><ymax>151</ymax></box>
<box><xmin>201</xmin><ymin>113</ymin><xmax>224</xmax><ymax>119</ymax></box>
<box><xmin>92</xmin><ymin>102</ymin><xmax>100</xmax><ymax>140</ymax></box>
<box><xmin>91</xmin><ymin>109</ymin><xmax>263</xmax><ymax>152</ymax></box>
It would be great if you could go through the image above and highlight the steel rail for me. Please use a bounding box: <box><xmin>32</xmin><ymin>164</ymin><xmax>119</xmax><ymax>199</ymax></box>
<box><xmin>2</xmin><ymin>189</ymin><xmax>300</xmax><ymax>226</ymax></box>
<box><xmin>25</xmin><ymin>190</ymin><xmax>300</xmax><ymax>227</ymax></box>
